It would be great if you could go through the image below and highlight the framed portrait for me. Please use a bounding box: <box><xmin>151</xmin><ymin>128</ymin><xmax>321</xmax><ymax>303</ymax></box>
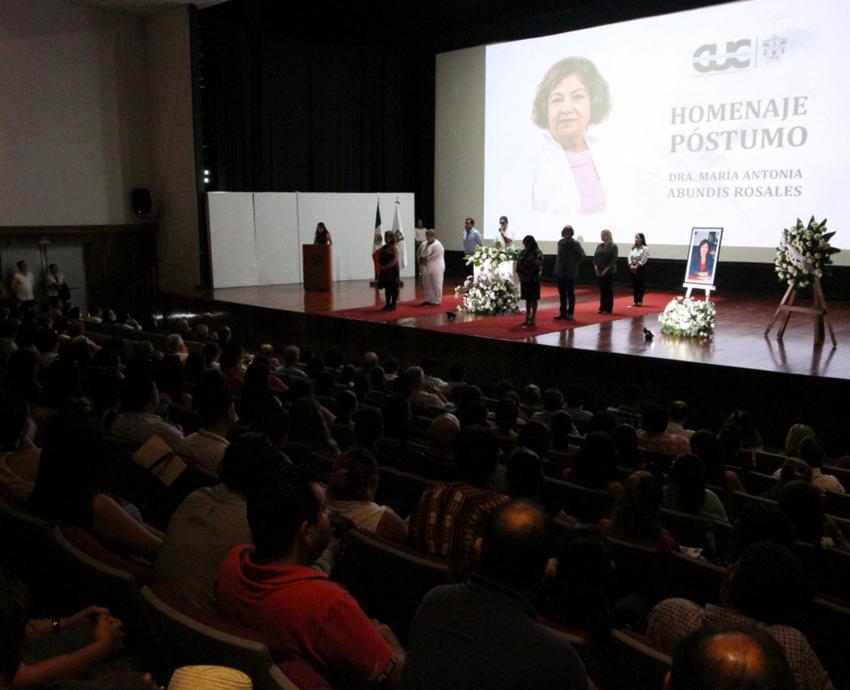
<box><xmin>684</xmin><ymin>227</ymin><xmax>723</xmax><ymax>288</ymax></box>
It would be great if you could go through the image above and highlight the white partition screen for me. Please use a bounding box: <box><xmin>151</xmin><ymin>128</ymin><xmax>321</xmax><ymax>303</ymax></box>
<box><xmin>207</xmin><ymin>192</ymin><xmax>257</xmax><ymax>288</ymax></box>
<box><xmin>207</xmin><ymin>192</ymin><xmax>414</xmax><ymax>289</ymax></box>
<box><xmin>253</xmin><ymin>193</ymin><xmax>300</xmax><ymax>286</ymax></box>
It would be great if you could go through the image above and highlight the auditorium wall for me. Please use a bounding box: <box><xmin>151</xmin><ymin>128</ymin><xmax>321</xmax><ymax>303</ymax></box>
<box><xmin>0</xmin><ymin>0</ymin><xmax>152</xmax><ymax>226</ymax></box>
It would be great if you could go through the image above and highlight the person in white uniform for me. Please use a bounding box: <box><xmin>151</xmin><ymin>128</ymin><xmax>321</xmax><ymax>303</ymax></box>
<box><xmin>417</xmin><ymin>229</ymin><xmax>445</xmax><ymax>306</ymax></box>
<box><xmin>11</xmin><ymin>261</ymin><xmax>35</xmax><ymax>303</ymax></box>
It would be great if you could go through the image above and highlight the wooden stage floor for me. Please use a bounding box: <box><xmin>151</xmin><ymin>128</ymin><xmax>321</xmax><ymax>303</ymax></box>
<box><xmin>200</xmin><ymin>277</ymin><xmax>849</xmax><ymax>382</ymax></box>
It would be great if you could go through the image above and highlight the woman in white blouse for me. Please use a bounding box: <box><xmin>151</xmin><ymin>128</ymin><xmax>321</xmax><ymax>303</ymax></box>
<box><xmin>628</xmin><ymin>233</ymin><xmax>649</xmax><ymax>307</ymax></box>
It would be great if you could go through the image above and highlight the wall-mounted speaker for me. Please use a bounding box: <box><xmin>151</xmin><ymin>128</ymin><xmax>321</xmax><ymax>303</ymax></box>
<box><xmin>131</xmin><ymin>188</ymin><xmax>152</xmax><ymax>218</ymax></box>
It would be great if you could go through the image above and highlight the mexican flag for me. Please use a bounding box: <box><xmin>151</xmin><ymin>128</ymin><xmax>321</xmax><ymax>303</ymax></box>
<box><xmin>372</xmin><ymin>200</ymin><xmax>383</xmax><ymax>277</ymax></box>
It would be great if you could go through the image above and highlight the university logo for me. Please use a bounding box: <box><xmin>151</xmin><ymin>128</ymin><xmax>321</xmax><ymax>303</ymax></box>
<box><xmin>762</xmin><ymin>36</ymin><xmax>787</xmax><ymax>64</ymax></box>
<box><xmin>692</xmin><ymin>39</ymin><xmax>752</xmax><ymax>73</ymax></box>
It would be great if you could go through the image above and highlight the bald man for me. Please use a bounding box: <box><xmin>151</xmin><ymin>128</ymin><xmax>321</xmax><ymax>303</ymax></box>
<box><xmin>668</xmin><ymin>625</ymin><xmax>796</xmax><ymax>690</ymax></box>
<box><xmin>400</xmin><ymin>500</ymin><xmax>589</xmax><ymax>690</ymax></box>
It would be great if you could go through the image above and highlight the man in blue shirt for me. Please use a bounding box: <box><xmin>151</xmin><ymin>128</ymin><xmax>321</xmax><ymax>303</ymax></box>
<box><xmin>400</xmin><ymin>500</ymin><xmax>590</xmax><ymax>690</ymax></box>
<box><xmin>462</xmin><ymin>218</ymin><xmax>483</xmax><ymax>276</ymax></box>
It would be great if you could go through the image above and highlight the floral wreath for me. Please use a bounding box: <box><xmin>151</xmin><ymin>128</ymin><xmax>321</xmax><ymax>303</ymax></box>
<box><xmin>774</xmin><ymin>217</ymin><xmax>839</xmax><ymax>289</ymax></box>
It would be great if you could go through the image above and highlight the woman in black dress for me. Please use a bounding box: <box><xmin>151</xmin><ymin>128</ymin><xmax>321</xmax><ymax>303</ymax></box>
<box><xmin>377</xmin><ymin>231</ymin><xmax>400</xmax><ymax>311</ymax></box>
<box><xmin>593</xmin><ymin>229</ymin><xmax>618</xmax><ymax>314</ymax></box>
<box><xmin>517</xmin><ymin>234</ymin><xmax>544</xmax><ymax>327</ymax></box>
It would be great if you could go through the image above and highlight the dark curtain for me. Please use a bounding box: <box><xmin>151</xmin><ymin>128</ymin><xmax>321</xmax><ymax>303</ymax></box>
<box><xmin>199</xmin><ymin>4</ymin><xmax>435</xmax><ymax>221</ymax></box>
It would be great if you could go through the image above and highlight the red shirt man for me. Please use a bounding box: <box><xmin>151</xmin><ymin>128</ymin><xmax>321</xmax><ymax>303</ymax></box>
<box><xmin>216</xmin><ymin>474</ymin><xmax>404</xmax><ymax>689</ymax></box>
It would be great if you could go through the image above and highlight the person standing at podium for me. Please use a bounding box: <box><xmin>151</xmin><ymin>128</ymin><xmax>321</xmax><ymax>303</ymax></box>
<box><xmin>418</xmin><ymin>229</ymin><xmax>445</xmax><ymax>306</ymax></box>
<box><xmin>378</xmin><ymin>231</ymin><xmax>401</xmax><ymax>311</ymax></box>
<box><xmin>314</xmin><ymin>222</ymin><xmax>333</xmax><ymax>245</ymax></box>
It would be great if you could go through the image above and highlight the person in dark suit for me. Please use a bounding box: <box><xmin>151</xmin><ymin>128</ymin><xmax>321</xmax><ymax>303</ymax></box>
<box><xmin>553</xmin><ymin>225</ymin><xmax>586</xmax><ymax>320</ymax></box>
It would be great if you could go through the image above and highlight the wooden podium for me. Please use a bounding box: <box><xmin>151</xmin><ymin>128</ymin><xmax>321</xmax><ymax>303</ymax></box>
<box><xmin>303</xmin><ymin>244</ymin><xmax>332</xmax><ymax>291</ymax></box>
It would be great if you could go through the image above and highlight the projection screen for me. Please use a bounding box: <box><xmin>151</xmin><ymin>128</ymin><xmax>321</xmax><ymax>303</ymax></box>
<box><xmin>437</xmin><ymin>0</ymin><xmax>849</xmax><ymax>263</ymax></box>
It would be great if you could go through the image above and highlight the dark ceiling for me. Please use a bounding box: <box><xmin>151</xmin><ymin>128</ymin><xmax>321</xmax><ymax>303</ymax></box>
<box><xmin>204</xmin><ymin>0</ymin><xmax>733</xmax><ymax>52</ymax></box>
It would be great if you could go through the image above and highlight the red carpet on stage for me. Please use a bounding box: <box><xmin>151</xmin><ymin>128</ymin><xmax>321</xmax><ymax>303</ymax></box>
<box><xmin>433</xmin><ymin>291</ymin><xmax>673</xmax><ymax>340</ymax></box>
<box><xmin>329</xmin><ymin>296</ymin><xmax>462</xmax><ymax>322</ymax></box>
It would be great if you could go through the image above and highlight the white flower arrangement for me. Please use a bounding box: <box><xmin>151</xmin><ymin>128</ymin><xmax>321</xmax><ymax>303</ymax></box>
<box><xmin>455</xmin><ymin>273</ymin><xmax>520</xmax><ymax>315</ymax></box>
<box><xmin>658</xmin><ymin>297</ymin><xmax>716</xmax><ymax>338</ymax></box>
<box><xmin>465</xmin><ymin>245</ymin><xmax>522</xmax><ymax>270</ymax></box>
<box><xmin>774</xmin><ymin>217</ymin><xmax>839</xmax><ymax>289</ymax></box>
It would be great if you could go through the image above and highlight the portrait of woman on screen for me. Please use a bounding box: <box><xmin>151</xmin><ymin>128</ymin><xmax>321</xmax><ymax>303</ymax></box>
<box><xmin>529</xmin><ymin>56</ymin><xmax>612</xmax><ymax>216</ymax></box>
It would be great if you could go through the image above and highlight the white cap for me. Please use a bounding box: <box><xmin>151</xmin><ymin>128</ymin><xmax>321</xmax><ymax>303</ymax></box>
<box><xmin>167</xmin><ymin>666</ymin><xmax>253</xmax><ymax>690</ymax></box>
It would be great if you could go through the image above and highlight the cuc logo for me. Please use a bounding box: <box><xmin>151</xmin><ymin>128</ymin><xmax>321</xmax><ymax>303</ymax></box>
<box><xmin>692</xmin><ymin>39</ymin><xmax>752</xmax><ymax>73</ymax></box>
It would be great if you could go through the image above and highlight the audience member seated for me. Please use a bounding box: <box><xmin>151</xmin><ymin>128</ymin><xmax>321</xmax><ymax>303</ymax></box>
<box><xmin>565</xmin><ymin>385</ymin><xmax>593</xmax><ymax>432</ymax></box>
<box><xmin>728</xmin><ymin>503</ymin><xmax>794</xmax><ymax>562</ymax></box>
<box><xmin>425</xmin><ymin>413</ymin><xmax>460</xmax><ymax>463</ymax></box>
<box><xmin>522</xmin><ymin>383</ymin><xmax>542</xmax><ymax>411</ymax></box>
<box><xmin>456</xmin><ymin>400</ymin><xmax>489</xmax><ymax>430</ymax></box>
<box><xmin>605</xmin><ymin>470</ymin><xmax>677</xmax><ymax>552</ymax></box>
<box><xmin>606</xmin><ymin>384</ymin><xmax>644</xmax><ymax>428</ymax></box>
<box><xmin>34</xmin><ymin>327</ymin><xmax>60</xmax><ymax>371</ymax></box>
<box><xmin>726</xmin><ymin>410</ymin><xmax>764</xmax><ymax>451</ymax></box>
<box><xmin>279</xmin><ymin>345</ymin><xmax>308</xmax><ymax>380</ymax></box>
<box><xmin>177</xmin><ymin>371</ymin><xmax>237</xmax><ymax>477</ymax></box>
<box><xmin>516</xmin><ymin>420</ymin><xmax>551</xmax><ymax>466</ymax></box>
<box><xmin>612</xmin><ymin>423</ymin><xmax>642</xmax><ymax>470</ymax></box>
<box><xmin>155</xmin><ymin>433</ymin><xmax>287</xmax><ymax>611</ymax></box>
<box><xmin>531</xmin><ymin>388</ymin><xmax>566</xmax><ymax>428</ymax></box>
<box><xmin>29</xmin><ymin>414</ymin><xmax>163</xmax><ymax>561</ymax></box>
<box><xmin>549</xmin><ymin>411</ymin><xmax>576</xmax><ymax>454</ymax></box>
<box><xmin>689</xmin><ymin>429</ymin><xmax>745</xmax><ymax>494</ymax></box>
<box><xmin>288</xmin><ymin>397</ymin><xmax>339</xmax><ymax>455</ymax></box>
<box><xmin>800</xmin><ymin>435</ymin><xmax>844</xmax><ymax>494</ymax></box>
<box><xmin>763</xmin><ymin>458</ymin><xmax>812</xmax><ymax>500</ymax></box>
<box><xmin>381</xmin><ymin>394</ymin><xmax>414</xmax><ymax>442</ymax></box>
<box><xmin>566</xmin><ymin>431</ymin><xmax>622</xmax><ymax>496</ymax></box>
<box><xmin>662</xmin><ymin>453</ymin><xmax>729</xmax><ymax>524</ymax></box>
<box><xmin>236</xmin><ymin>359</ymin><xmax>284</xmax><ymax>429</ymax></box>
<box><xmin>777</xmin><ymin>480</ymin><xmax>849</xmax><ymax>549</ymax></box>
<box><xmin>543</xmin><ymin>527</ymin><xmax>616</xmax><ymax>642</ymax></box>
<box><xmin>216</xmin><ymin>468</ymin><xmax>405</xmax><ymax>688</ymax></box>
<box><xmin>202</xmin><ymin>342</ymin><xmax>221</xmax><ymax>370</ymax></box>
<box><xmin>0</xmin><ymin>570</ymin><xmax>125</xmax><ymax>689</ymax></box>
<box><xmin>110</xmin><ymin>369</ymin><xmax>184</xmax><ymax>451</ymax></box>
<box><xmin>165</xmin><ymin>333</ymin><xmax>189</xmax><ymax>364</ymax></box>
<box><xmin>421</xmin><ymin>357</ymin><xmax>450</xmax><ymax>397</ymax></box>
<box><xmin>220</xmin><ymin>343</ymin><xmax>247</xmax><ymax>397</ymax></box>
<box><xmin>408</xmin><ymin>427</ymin><xmax>509</xmax><ymax>579</ymax></box>
<box><xmin>352</xmin><ymin>406</ymin><xmax>383</xmax><ymax>455</ymax></box>
<box><xmin>505</xmin><ymin>447</ymin><xmax>570</xmax><ymax>523</ymax></box>
<box><xmin>403</xmin><ymin>366</ymin><xmax>447</xmax><ymax>410</ymax></box>
<box><xmin>668</xmin><ymin>624</ymin><xmax>796</xmax><ymax>690</ymax></box>
<box><xmin>666</xmin><ymin>400</ymin><xmax>694</xmax><ymax>440</ymax></box>
<box><xmin>327</xmin><ymin>449</ymin><xmax>407</xmax><ymax>543</ymax></box>
<box><xmin>154</xmin><ymin>351</ymin><xmax>189</xmax><ymax>411</ymax></box>
<box><xmin>0</xmin><ymin>391</ymin><xmax>40</xmax><ymax>502</ymax></box>
<box><xmin>785</xmin><ymin>423</ymin><xmax>815</xmax><ymax>458</ymax></box>
<box><xmin>648</xmin><ymin>541</ymin><xmax>833</xmax><ymax>690</ymax></box>
<box><xmin>494</xmin><ymin>397</ymin><xmax>520</xmax><ymax>447</ymax></box>
<box><xmin>333</xmin><ymin>389</ymin><xmax>358</xmax><ymax>428</ymax></box>
<box><xmin>400</xmin><ymin>500</ymin><xmax>590</xmax><ymax>690</ymax></box>
<box><xmin>637</xmin><ymin>403</ymin><xmax>690</xmax><ymax>456</ymax></box>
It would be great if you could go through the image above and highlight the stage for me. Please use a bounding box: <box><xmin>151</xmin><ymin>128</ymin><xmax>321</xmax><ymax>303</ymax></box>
<box><xmin>168</xmin><ymin>277</ymin><xmax>848</xmax><ymax>449</ymax></box>
<box><xmin>195</xmin><ymin>278</ymin><xmax>848</xmax><ymax>381</ymax></box>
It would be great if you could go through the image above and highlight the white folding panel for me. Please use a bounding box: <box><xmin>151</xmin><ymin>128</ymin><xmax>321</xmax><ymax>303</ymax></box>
<box><xmin>296</xmin><ymin>193</ymin><xmax>415</xmax><ymax>282</ymax></box>
<box><xmin>253</xmin><ymin>192</ymin><xmax>300</xmax><ymax>285</ymax></box>
<box><xmin>207</xmin><ymin>192</ymin><xmax>257</xmax><ymax>288</ymax></box>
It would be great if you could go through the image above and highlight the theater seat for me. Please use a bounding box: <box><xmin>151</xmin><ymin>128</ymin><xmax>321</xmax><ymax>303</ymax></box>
<box><xmin>542</xmin><ymin>478</ymin><xmax>612</xmax><ymax>523</ymax></box>
<box><xmin>142</xmin><ymin>584</ymin><xmax>319</xmax><ymax>690</ymax></box>
<box><xmin>342</xmin><ymin>528</ymin><xmax>452</xmax><ymax>643</ymax></box>
<box><xmin>607</xmin><ymin>628</ymin><xmax>672</xmax><ymax>690</ymax></box>
<box><xmin>51</xmin><ymin>525</ymin><xmax>164</xmax><ymax>671</ymax></box>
